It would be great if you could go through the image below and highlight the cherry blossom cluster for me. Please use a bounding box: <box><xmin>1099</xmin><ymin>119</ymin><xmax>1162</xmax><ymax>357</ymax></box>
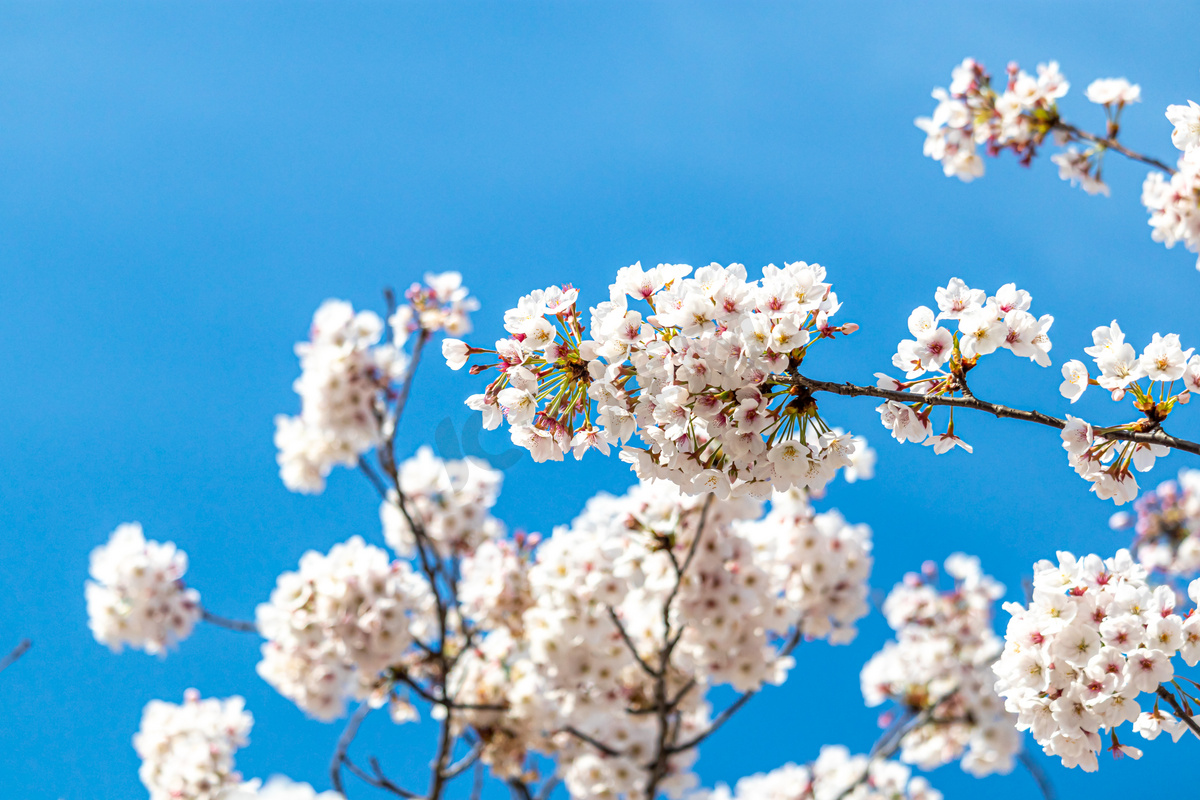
<box><xmin>133</xmin><ymin>690</ymin><xmax>253</xmax><ymax>800</ymax></box>
<box><xmin>876</xmin><ymin>277</ymin><xmax>1052</xmax><ymax>453</ymax></box>
<box><xmin>442</xmin><ymin>480</ymin><xmax>873</xmax><ymax>800</ymax></box>
<box><xmin>275</xmin><ymin>273</ymin><xmax>475</xmax><ymax>494</ymax></box>
<box><xmin>860</xmin><ymin>554</ymin><xmax>1020</xmax><ymax>777</ymax></box>
<box><xmin>85</xmin><ymin>523</ymin><xmax>201</xmax><ymax>655</ymax></box>
<box><xmin>389</xmin><ymin>271</ymin><xmax>479</xmax><ymax>343</ymax></box>
<box><xmin>1143</xmin><ymin>101</ymin><xmax>1200</xmax><ymax>269</ymax></box>
<box><xmin>692</xmin><ymin>746</ymin><xmax>941</xmax><ymax>800</ymax></box>
<box><xmin>255</xmin><ymin>536</ymin><xmax>436</xmax><ymax>721</ymax></box>
<box><xmin>1058</xmin><ymin>321</ymin><xmax>1196</xmax><ymax>503</ymax></box>
<box><xmin>447</xmin><ymin>261</ymin><xmax>866</xmax><ymax>499</ymax></box>
<box><xmin>993</xmin><ymin>549</ymin><xmax>1200</xmax><ymax>771</ymax></box>
<box><xmin>379</xmin><ymin>445</ymin><xmax>506</xmax><ymax>558</ymax></box>
<box><xmin>915</xmin><ymin>57</ymin><xmax>1069</xmax><ymax>182</ymax></box>
<box><xmin>1111</xmin><ymin>469</ymin><xmax>1200</xmax><ymax>578</ymax></box>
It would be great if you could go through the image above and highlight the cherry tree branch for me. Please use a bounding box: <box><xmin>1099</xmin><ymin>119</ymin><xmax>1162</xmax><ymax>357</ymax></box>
<box><xmin>331</xmin><ymin>703</ymin><xmax>374</xmax><ymax>796</ymax></box>
<box><xmin>1017</xmin><ymin>750</ymin><xmax>1058</xmax><ymax>800</ymax></box>
<box><xmin>0</xmin><ymin>639</ymin><xmax>31</xmax><ymax>674</ymax></box>
<box><xmin>1053</xmin><ymin>121</ymin><xmax>1176</xmax><ymax>175</ymax></box>
<box><xmin>776</xmin><ymin>372</ymin><xmax>1200</xmax><ymax>456</ymax></box>
<box><xmin>201</xmin><ymin>608</ymin><xmax>257</xmax><ymax>634</ymax></box>
<box><xmin>1157</xmin><ymin>685</ymin><xmax>1200</xmax><ymax>739</ymax></box>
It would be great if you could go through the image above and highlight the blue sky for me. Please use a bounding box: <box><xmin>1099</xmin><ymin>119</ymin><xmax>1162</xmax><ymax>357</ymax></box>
<box><xmin>3</xmin><ymin>2</ymin><xmax>1200</xmax><ymax>798</ymax></box>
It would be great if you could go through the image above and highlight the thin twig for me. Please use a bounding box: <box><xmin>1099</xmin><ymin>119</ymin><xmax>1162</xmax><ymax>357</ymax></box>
<box><xmin>607</xmin><ymin>606</ymin><xmax>659</xmax><ymax>678</ymax></box>
<box><xmin>778</xmin><ymin>372</ymin><xmax>1200</xmax><ymax>456</ymax></box>
<box><xmin>1017</xmin><ymin>750</ymin><xmax>1058</xmax><ymax>800</ymax></box>
<box><xmin>1158</xmin><ymin>685</ymin><xmax>1200</xmax><ymax>739</ymax></box>
<box><xmin>536</xmin><ymin>777</ymin><xmax>561</xmax><ymax>800</ymax></box>
<box><xmin>201</xmin><ymin>609</ymin><xmax>257</xmax><ymax>634</ymax></box>
<box><xmin>562</xmin><ymin>725</ymin><xmax>623</xmax><ymax>757</ymax></box>
<box><xmin>1054</xmin><ymin>122</ymin><xmax>1176</xmax><ymax>175</ymax></box>
<box><xmin>443</xmin><ymin>742</ymin><xmax>484</xmax><ymax>779</ymax></box>
<box><xmin>0</xmin><ymin>639</ymin><xmax>31</xmax><ymax>674</ymax></box>
<box><xmin>331</xmin><ymin>703</ymin><xmax>373</xmax><ymax>795</ymax></box>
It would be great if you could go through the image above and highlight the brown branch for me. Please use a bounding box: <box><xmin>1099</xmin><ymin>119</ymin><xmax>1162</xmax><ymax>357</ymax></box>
<box><xmin>1053</xmin><ymin>122</ymin><xmax>1176</xmax><ymax>175</ymax></box>
<box><xmin>1158</xmin><ymin>685</ymin><xmax>1200</xmax><ymax>739</ymax></box>
<box><xmin>443</xmin><ymin>742</ymin><xmax>484</xmax><ymax>779</ymax></box>
<box><xmin>607</xmin><ymin>606</ymin><xmax>659</xmax><ymax>678</ymax></box>
<box><xmin>1017</xmin><ymin>750</ymin><xmax>1058</xmax><ymax>800</ymax></box>
<box><xmin>331</xmin><ymin>703</ymin><xmax>373</xmax><ymax>795</ymax></box>
<box><xmin>0</xmin><ymin>639</ymin><xmax>30</xmax><ymax>674</ymax></box>
<box><xmin>562</xmin><ymin>725</ymin><xmax>623</xmax><ymax>757</ymax></box>
<box><xmin>201</xmin><ymin>609</ymin><xmax>257</xmax><ymax>634</ymax></box>
<box><xmin>778</xmin><ymin>372</ymin><xmax>1200</xmax><ymax>456</ymax></box>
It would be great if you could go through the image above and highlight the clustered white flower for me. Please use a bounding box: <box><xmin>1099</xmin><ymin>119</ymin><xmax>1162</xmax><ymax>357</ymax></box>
<box><xmin>1057</xmin><ymin>321</ymin><xmax>1196</xmax><ymax>504</ymax></box>
<box><xmin>85</xmin><ymin>522</ymin><xmax>201</xmax><ymax>655</ymax></box>
<box><xmin>444</xmin><ymin>480</ymin><xmax>873</xmax><ymax>800</ymax></box>
<box><xmin>274</xmin><ymin>273</ymin><xmax>476</xmax><ymax>494</ymax></box>
<box><xmin>993</xmin><ymin>549</ymin><xmax>1200</xmax><ymax>771</ymax></box>
<box><xmin>273</xmin><ymin>299</ymin><xmax>407</xmax><ymax>494</ymax></box>
<box><xmin>876</xmin><ymin>277</ymin><xmax>1052</xmax><ymax>454</ymax></box>
<box><xmin>1143</xmin><ymin>100</ymin><xmax>1200</xmax><ymax>270</ymax></box>
<box><xmin>1111</xmin><ymin>469</ymin><xmax>1200</xmax><ymax>577</ymax></box>
<box><xmin>916</xmin><ymin>57</ymin><xmax>1069</xmax><ymax>182</ymax></box>
<box><xmin>691</xmin><ymin>746</ymin><xmax>941</xmax><ymax>800</ymax></box>
<box><xmin>860</xmin><ymin>555</ymin><xmax>1019</xmax><ymax>777</ymax></box>
<box><xmin>255</xmin><ymin>535</ymin><xmax>435</xmax><ymax>721</ymax></box>
<box><xmin>448</xmin><ymin>261</ymin><xmax>869</xmax><ymax>499</ymax></box>
<box><xmin>1050</xmin><ymin>78</ymin><xmax>1143</xmax><ymax>197</ymax></box>
<box><xmin>379</xmin><ymin>445</ymin><xmax>506</xmax><ymax>558</ymax></box>
<box><xmin>133</xmin><ymin>690</ymin><xmax>253</xmax><ymax>800</ymax></box>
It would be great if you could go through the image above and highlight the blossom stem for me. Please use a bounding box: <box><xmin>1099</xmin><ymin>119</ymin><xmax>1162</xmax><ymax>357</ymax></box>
<box><xmin>1017</xmin><ymin>750</ymin><xmax>1058</xmax><ymax>800</ymax></box>
<box><xmin>777</xmin><ymin>372</ymin><xmax>1200</xmax><ymax>456</ymax></box>
<box><xmin>1157</xmin><ymin>685</ymin><xmax>1200</xmax><ymax>739</ymax></box>
<box><xmin>0</xmin><ymin>639</ymin><xmax>30</xmax><ymax>674</ymax></box>
<box><xmin>1053</xmin><ymin>122</ymin><xmax>1176</xmax><ymax>175</ymax></box>
<box><xmin>200</xmin><ymin>609</ymin><xmax>257</xmax><ymax>634</ymax></box>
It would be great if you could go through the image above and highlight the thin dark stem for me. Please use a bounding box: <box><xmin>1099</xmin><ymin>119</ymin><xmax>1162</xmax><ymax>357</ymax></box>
<box><xmin>778</xmin><ymin>372</ymin><xmax>1200</xmax><ymax>456</ymax></box>
<box><xmin>508</xmin><ymin>780</ymin><xmax>534</xmax><ymax>800</ymax></box>
<box><xmin>562</xmin><ymin>725</ymin><xmax>623</xmax><ymax>757</ymax></box>
<box><xmin>393</xmin><ymin>328</ymin><xmax>432</xmax><ymax>430</ymax></box>
<box><xmin>1017</xmin><ymin>750</ymin><xmax>1058</xmax><ymax>800</ymax></box>
<box><xmin>331</xmin><ymin>703</ymin><xmax>373</xmax><ymax>795</ymax></box>
<box><xmin>359</xmin><ymin>458</ymin><xmax>392</xmax><ymax>501</ymax></box>
<box><xmin>607</xmin><ymin>606</ymin><xmax>659</xmax><ymax>678</ymax></box>
<box><xmin>1158</xmin><ymin>685</ymin><xmax>1200</xmax><ymax>739</ymax></box>
<box><xmin>536</xmin><ymin>777</ymin><xmax>561</xmax><ymax>800</ymax></box>
<box><xmin>1054</xmin><ymin>121</ymin><xmax>1176</xmax><ymax>175</ymax></box>
<box><xmin>201</xmin><ymin>609</ymin><xmax>257</xmax><ymax>634</ymax></box>
<box><xmin>471</xmin><ymin>760</ymin><xmax>485</xmax><ymax>800</ymax></box>
<box><xmin>443</xmin><ymin>742</ymin><xmax>484</xmax><ymax>779</ymax></box>
<box><xmin>0</xmin><ymin>639</ymin><xmax>30</xmax><ymax>674</ymax></box>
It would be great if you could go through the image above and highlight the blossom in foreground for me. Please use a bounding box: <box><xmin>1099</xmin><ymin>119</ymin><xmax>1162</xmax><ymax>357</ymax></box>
<box><xmin>691</xmin><ymin>746</ymin><xmax>941</xmax><ymax>800</ymax></box>
<box><xmin>876</xmin><ymin>277</ymin><xmax>1052</xmax><ymax>455</ymax></box>
<box><xmin>274</xmin><ymin>273</ymin><xmax>476</xmax><ymax>494</ymax></box>
<box><xmin>450</xmin><ymin>261</ymin><xmax>865</xmax><ymax>498</ymax></box>
<box><xmin>993</xmin><ymin>550</ymin><xmax>1200</xmax><ymax>770</ymax></box>
<box><xmin>1054</xmin><ymin>322</ymin><xmax>1194</xmax><ymax>504</ymax></box>
<box><xmin>860</xmin><ymin>554</ymin><xmax>1019</xmax><ymax>776</ymax></box>
<box><xmin>255</xmin><ymin>536</ymin><xmax>435</xmax><ymax>720</ymax></box>
<box><xmin>1142</xmin><ymin>141</ymin><xmax>1200</xmax><ymax>271</ymax></box>
<box><xmin>85</xmin><ymin>523</ymin><xmax>201</xmax><ymax>655</ymax></box>
<box><xmin>133</xmin><ymin>690</ymin><xmax>253</xmax><ymax>800</ymax></box>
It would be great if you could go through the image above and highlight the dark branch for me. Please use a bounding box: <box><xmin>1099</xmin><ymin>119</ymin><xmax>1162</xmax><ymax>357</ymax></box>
<box><xmin>331</xmin><ymin>703</ymin><xmax>373</xmax><ymax>795</ymax></box>
<box><xmin>0</xmin><ymin>639</ymin><xmax>31</xmax><ymax>674</ymax></box>
<box><xmin>1053</xmin><ymin>121</ymin><xmax>1176</xmax><ymax>175</ymax></box>
<box><xmin>562</xmin><ymin>725</ymin><xmax>623</xmax><ymax>757</ymax></box>
<box><xmin>778</xmin><ymin>372</ymin><xmax>1200</xmax><ymax>456</ymax></box>
<box><xmin>201</xmin><ymin>609</ymin><xmax>257</xmax><ymax>634</ymax></box>
<box><xmin>1017</xmin><ymin>750</ymin><xmax>1058</xmax><ymax>800</ymax></box>
<box><xmin>1158</xmin><ymin>685</ymin><xmax>1200</xmax><ymax>739</ymax></box>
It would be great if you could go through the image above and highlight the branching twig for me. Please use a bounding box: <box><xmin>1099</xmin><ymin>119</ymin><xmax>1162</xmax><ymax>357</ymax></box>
<box><xmin>1053</xmin><ymin>121</ymin><xmax>1176</xmax><ymax>175</ymax></box>
<box><xmin>607</xmin><ymin>606</ymin><xmax>659</xmax><ymax>679</ymax></box>
<box><xmin>331</xmin><ymin>703</ymin><xmax>373</xmax><ymax>795</ymax></box>
<box><xmin>1158</xmin><ymin>685</ymin><xmax>1200</xmax><ymax>739</ymax></box>
<box><xmin>201</xmin><ymin>609</ymin><xmax>257</xmax><ymax>634</ymax></box>
<box><xmin>0</xmin><ymin>639</ymin><xmax>31</xmax><ymax>674</ymax></box>
<box><xmin>562</xmin><ymin>725</ymin><xmax>623</xmax><ymax>757</ymax></box>
<box><xmin>443</xmin><ymin>742</ymin><xmax>484</xmax><ymax>780</ymax></box>
<box><xmin>778</xmin><ymin>372</ymin><xmax>1200</xmax><ymax>456</ymax></box>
